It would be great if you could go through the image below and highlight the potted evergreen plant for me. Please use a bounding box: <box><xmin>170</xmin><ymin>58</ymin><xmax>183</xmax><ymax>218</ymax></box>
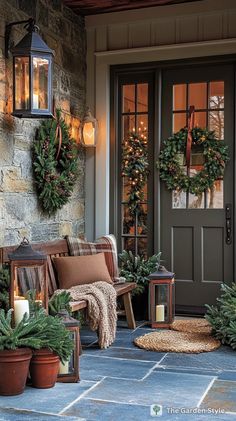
<box><xmin>119</xmin><ymin>250</ymin><xmax>162</xmax><ymax>320</ymax></box>
<box><xmin>0</xmin><ymin>308</ymin><xmax>73</xmax><ymax>395</ymax></box>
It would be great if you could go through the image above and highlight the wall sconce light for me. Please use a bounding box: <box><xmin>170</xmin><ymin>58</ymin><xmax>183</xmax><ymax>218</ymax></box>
<box><xmin>5</xmin><ymin>17</ymin><xmax>54</xmax><ymax>118</ymax></box>
<box><xmin>80</xmin><ymin>108</ymin><xmax>98</xmax><ymax>147</ymax></box>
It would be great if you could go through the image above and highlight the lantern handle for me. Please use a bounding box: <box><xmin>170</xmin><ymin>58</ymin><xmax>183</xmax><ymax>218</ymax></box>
<box><xmin>5</xmin><ymin>17</ymin><xmax>37</xmax><ymax>59</ymax></box>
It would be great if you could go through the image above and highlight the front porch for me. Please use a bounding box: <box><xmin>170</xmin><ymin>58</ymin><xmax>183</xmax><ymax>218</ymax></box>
<box><xmin>0</xmin><ymin>323</ymin><xmax>235</xmax><ymax>420</ymax></box>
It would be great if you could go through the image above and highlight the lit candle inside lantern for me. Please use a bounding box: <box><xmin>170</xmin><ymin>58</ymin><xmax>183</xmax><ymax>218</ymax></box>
<box><xmin>156</xmin><ymin>304</ymin><xmax>165</xmax><ymax>322</ymax></box>
<box><xmin>59</xmin><ymin>360</ymin><xmax>69</xmax><ymax>375</ymax></box>
<box><xmin>14</xmin><ymin>299</ymin><xmax>29</xmax><ymax>325</ymax></box>
<box><xmin>33</xmin><ymin>93</ymin><xmax>39</xmax><ymax>109</ymax></box>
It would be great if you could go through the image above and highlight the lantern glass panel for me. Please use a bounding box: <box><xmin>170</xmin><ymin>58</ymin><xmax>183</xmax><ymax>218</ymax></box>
<box><xmin>15</xmin><ymin>266</ymin><xmax>44</xmax><ymax>303</ymax></box>
<box><xmin>14</xmin><ymin>57</ymin><xmax>30</xmax><ymax>110</ymax></box>
<box><xmin>154</xmin><ymin>284</ymin><xmax>169</xmax><ymax>322</ymax></box>
<box><xmin>83</xmin><ymin>121</ymin><xmax>95</xmax><ymax>146</ymax></box>
<box><xmin>33</xmin><ymin>57</ymin><xmax>49</xmax><ymax>110</ymax></box>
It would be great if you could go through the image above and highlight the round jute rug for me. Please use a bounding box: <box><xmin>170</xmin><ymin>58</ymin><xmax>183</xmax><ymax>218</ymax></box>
<box><xmin>134</xmin><ymin>330</ymin><xmax>220</xmax><ymax>353</ymax></box>
<box><xmin>171</xmin><ymin>318</ymin><xmax>212</xmax><ymax>335</ymax></box>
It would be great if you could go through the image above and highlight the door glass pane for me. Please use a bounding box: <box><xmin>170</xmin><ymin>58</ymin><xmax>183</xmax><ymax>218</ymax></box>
<box><xmin>122</xmin><ymin>177</ymin><xmax>129</xmax><ymax>202</ymax></box>
<box><xmin>122</xmin><ymin>115</ymin><xmax>135</xmax><ymax>138</ymax></box>
<box><xmin>138</xmin><ymin>204</ymin><xmax>147</xmax><ymax>235</ymax></box>
<box><xmin>137</xmin><ymin>114</ymin><xmax>148</xmax><ymax>138</ymax></box>
<box><xmin>209</xmin><ymin>111</ymin><xmax>224</xmax><ymax>139</ymax></box>
<box><xmin>173</xmin><ymin>84</ymin><xmax>186</xmax><ymax>111</ymax></box>
<box><xmin>123</xmin><ymin>237</ymin><xmax>136</xmax><ymax>254</ymax></box>
<box><xmin>194</xmin><ymin>111</ymin><xmax>207</xmax><ymax>128</ymax></box>
<box><xmin>137</xmin><ymin>83</ymin><xmax>148</xmax><ymax>112</ymax></box>
<box><xmin>123</xmin><ymin>85</ymin><xmax>135</xmax><ymax>113</ymax></box>
<box><xmin>188</xmin><ymin>192</ymin><xmax>204</xmax><ymax>208</ymax></box>
<box><xmin>207</xmin><ymin>180</ymin><xmax>224</xmax><ymax>208</ymax></box>
<box><xmin>122</xmin><ymin>205</ymin><xmax>135</xmax><ymax>234</ymax></box>
<box><xmin>137</xmin><ymin>238</ymin><xmax>147</xmax><ymax>258</ymax></box>
<box><xmin>173</xmin><ymin>113</ymin><xmax>186</xmax><ymax>132</ymax></box>
<box><xmin>209</xmin><ymin>81</ymin><xmax>224</xmax><ymax>109</ymax></box>
<box><xmin>172</xmin><ymin>190</ymin><xmax>187</xmax><ymax>209</ymax></box>
<box><xmin>188</xmin><ymin>83</ymin><xmax>207</xmax><ymax>109</ymax></box>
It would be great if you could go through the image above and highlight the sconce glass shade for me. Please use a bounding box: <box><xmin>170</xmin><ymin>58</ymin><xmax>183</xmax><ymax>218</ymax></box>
<box><xmin>11</xmin><ymin>23</ymin><xmax>54</xmax><ymax>118</ymax></box>
<box><xmin>80</xmin><ymin>109</ymin><xmax>98</xmax><ymax>147</ymax></box>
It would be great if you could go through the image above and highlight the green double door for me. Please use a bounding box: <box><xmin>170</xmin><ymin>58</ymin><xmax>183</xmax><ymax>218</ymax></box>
<box><xmin>160</xmin><ymin>64</ymin><xmax>234</xmax><ymax>314</ymax></box>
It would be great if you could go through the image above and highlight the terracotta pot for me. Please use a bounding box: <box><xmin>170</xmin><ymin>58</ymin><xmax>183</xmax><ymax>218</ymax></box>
<box><xmin>30</xmin><ymin>348</ymin><xmax>60</xmax><ymax>388</ymax></box>
<box><xmin>0</xmin><ymin>348</ymin><xmax>32</xmax><ymax>396</ymax></box>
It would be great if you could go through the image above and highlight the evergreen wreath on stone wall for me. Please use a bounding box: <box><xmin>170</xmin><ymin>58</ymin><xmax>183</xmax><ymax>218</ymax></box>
<box><xmin>157</xmin><ymin>127</ymin><xmax>229</xmax><ymax>196</ymax></box>
<box><xmin>122</xmin><ymin>132</ymin><xmax>149</xmax><ymax>216</ymax></box>
<box><xmin>32</xmin><ymin>109</ymin><xmax>79</xmax><ymax>214</ymax></box>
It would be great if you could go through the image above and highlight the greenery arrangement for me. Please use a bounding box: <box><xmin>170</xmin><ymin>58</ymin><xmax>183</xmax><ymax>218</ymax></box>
<box><xmin>0</xmin><ymin>309</ymin><xmax>73</xmax><ymax>362</ymax></box>
<box><xmin>0</xmin><ymin>266</ymin><xmax>10</xmax><ymax>312</ymax></box>
<box><xmin>205</xmin><ymin>283</ymin><xmax>236</xmax><ymax>349</ymax></box>
<box><xmin>32</xmin><ymin>109</ymin><xmax>79</xmax><ymax>214</ymax></box>
<box><xmin>122</xmin><ymin>132</ymin><xmax>149</xmax><ymax>216</ymax></box>
<box><xmin>48</xmin><ymin>291</ymin><xmax>72</xmax><ymax>316</ymax></box>
<box><xmin>119</xmin><ymin>250</ymin><xmax>161</xmax><ymax>295</ymax></box>
<box><xmin>157</xmin><ymin>127</ymin><xmax>229</xmax><ymax>196</ymax></box>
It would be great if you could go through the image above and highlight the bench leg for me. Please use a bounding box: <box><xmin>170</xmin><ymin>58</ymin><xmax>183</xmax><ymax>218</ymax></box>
<box><xmin>123</xmin><ymin>292</ymin><xmax>136</xmax><ymax>330</ymax></box>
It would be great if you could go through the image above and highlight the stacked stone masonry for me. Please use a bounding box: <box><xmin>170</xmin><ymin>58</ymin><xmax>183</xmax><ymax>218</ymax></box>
<box><xmin>0</xmin><ymin>0</ymin><xmax>86</xmax><ymax>245</ymax></box>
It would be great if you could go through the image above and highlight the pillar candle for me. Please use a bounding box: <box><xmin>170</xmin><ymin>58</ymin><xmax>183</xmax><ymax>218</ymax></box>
<box><xmin>14</xmin><ymin>299</ymin><xmax>29</xmax><ymax>325</ymax></box>
<box><xmin>155</xmin><ymin>304</ymin><xmax>165</xmax><ymax>322</ymax></box>
<box><xmin>59</xmin><ymin>360</ymin><xmax>69</xmax><ymax>375</ymax></box>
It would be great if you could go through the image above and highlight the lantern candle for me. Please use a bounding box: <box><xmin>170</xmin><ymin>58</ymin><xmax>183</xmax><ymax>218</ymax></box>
<box><xmin>155</xmin><ymin>304</ymin><xmax>165</xmax><ymax>322</ymax></box>
<box><xmin>14</xmin><ymin>299</ymin><xmax>29</xmax><ymax>325</ymax></box>
<box><xmin>59</xmin><ymin>360</ymin><xmax>69</xmax><ymax>375</ymax></box>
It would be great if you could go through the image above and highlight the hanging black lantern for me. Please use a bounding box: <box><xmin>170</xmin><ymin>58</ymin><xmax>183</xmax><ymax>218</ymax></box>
<box><xmin>5</xmin><ymin>18</ymin><xmax>54</xmax><ymax>118</ymax></box>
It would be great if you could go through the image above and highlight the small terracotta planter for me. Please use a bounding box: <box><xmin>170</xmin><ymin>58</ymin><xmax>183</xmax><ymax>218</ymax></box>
<box><xmin>0</xmin><ymin>348</ymin><xmax>32</xmax><ymax>396</ymax></box>
<box><xmin>30</xmin><ymin>348</ymin><xmax>60</xmax><ymax>388</ymax></box>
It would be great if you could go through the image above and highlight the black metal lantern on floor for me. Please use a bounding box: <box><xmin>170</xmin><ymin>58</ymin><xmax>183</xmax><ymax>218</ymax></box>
<box><xmin>148</xmin><ymin>268</ymin><xmax>175</xmax><ymax>329</ymax></box>
<box><xmin>5</xmin><ymin>18</ymin><xmax>54</xmax><ymax>118</ymax></box>
<box><xmin>57</xmin><ymin>310</ymin><xmax>80</xmax><ymax>383</ymax></box>
<box><xmin>8</xmin><ymin>238</ymin><xmax>48</xmax><ymax>326</ymax></box>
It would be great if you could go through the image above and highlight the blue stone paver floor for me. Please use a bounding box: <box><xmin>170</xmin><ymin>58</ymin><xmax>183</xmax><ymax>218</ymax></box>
<box><xmin>0</xmin><ymin>322</ymin><xmax>235</xmax><ymax>420</ymax></box>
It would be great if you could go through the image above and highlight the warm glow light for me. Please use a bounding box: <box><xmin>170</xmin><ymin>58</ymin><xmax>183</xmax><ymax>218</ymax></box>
<box><xmin>83</xmin><ymin>121</ymin><xmax>95</xmax><ymax>146</ymax></box>
<box><xmin>80</xmin><ymin>108</ymin><xmax>97</xmax><ymax>147</ymax></box>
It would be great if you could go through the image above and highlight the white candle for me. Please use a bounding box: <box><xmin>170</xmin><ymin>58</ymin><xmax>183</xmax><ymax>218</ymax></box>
<box><xmin>156</xmin><ymin>304</ymin><xmax>165</xmax><ymax>322</ymax></box>
<box><xmin>33</xmin><ymin>93</ymin><xmax>39</xmax><ymax>109</ymax></box>
<box><xmin>14</xmin><ymin>299</ymin><xmax>29</xmax><ymax>325</ymax></box>
<box><xmin>59</xmin><ymin>360</ymin><xmax>69</xmax><ymax>375</ymax></box>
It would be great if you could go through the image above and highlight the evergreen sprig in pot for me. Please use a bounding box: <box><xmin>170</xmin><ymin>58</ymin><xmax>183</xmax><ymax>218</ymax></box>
<box><xmin>0</xmin><ymin>308</ymin><xmax>74</xmax><ymax>395</ymax></box>
<box><xmin>28</xmin><ymin>309</ymin><xmax>74</xmax><ymax>389</ymax></box>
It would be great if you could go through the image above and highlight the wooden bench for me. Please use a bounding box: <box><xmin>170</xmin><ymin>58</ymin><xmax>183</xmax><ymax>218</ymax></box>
<box><xmin>0</xmin><ymin>239</ymin><xmax>136</xmax><ymax>329</ymax></box>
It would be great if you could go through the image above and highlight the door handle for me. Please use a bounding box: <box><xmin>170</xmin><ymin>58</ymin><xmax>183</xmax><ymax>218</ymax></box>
<box><xmin>225</xmin><ymin>204</ymin><xmax>232</xmax><ymax>245</ymax></box>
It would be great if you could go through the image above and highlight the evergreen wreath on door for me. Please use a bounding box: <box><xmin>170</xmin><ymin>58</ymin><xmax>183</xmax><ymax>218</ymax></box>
<box><xmin>32</xmin><ymin>109</ymin><xmax>79</xmax><ymax>214</ymax></box>
<box><xmin>157</xmin><ymin>107</ymin><xmax>229</xmax><ymax>196</ymax></box>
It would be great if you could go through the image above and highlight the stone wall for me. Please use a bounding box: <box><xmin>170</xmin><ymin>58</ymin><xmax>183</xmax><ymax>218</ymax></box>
<box><xmin>0</xmin><ymin>0</ymin><xmax>86</xmax><ymax>245</ymax></box>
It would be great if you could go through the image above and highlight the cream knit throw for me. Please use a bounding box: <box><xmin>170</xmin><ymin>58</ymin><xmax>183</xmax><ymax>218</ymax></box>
<box><xmin>55</xmin><ymin>281</ymin><xmax>117</xmax><ymax>349</ymax></box>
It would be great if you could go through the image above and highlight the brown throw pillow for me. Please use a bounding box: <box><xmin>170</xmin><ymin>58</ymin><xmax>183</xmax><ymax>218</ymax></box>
<box><xmin>53</xmin><ymin>253</ymin><xmax>113</xmax><ymax>289</ymax></box>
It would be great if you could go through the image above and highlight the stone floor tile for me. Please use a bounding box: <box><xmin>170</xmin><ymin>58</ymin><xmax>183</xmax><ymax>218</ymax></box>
<box><xmin>64</xmin><ymin>398</ymin><xmax>152</xmax><ymax>421</ymax></box>
<box><xmin>80</xmin><ymin>354</ymin><xmax>156</xmax><ymax>381</ymax></box>
<box><xmin>0</xmin><ymin>381</ymin><xmax>95</xmax><ymax>414</ymax></box>
<box><xmin>64</xmin><ymin>398</ymin><xmax>236</xmax><ymax>421</ymax></box>
<box><xmin>161</xmin><ymin>346</ymin><xmax>236</xmax><ymax>371</ymax></box>
<box><xmin>0</xmin><ymin>408</ymin><xmax>82</xmax><ymax>421</ymax></box>
<box><xmin>200</xmin><ymin>380</ymin><xmax>236</xmax><ymax>412</ymax></box>
<box><xmin>85</xmin><ymin>371</ymin><xmax>214</xmax><ymax>407</ymax></box>
<box><xmin>84</xmin><ymin>346</ymin><xmax>166</xmax><ymax>362</ymax></box>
